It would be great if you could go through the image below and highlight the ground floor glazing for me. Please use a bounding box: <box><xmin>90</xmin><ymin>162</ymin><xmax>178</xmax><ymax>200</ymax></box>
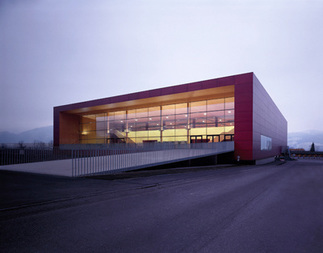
<box><xmin>80</xmin><ymin>97</ymin><xmax>235</xmax><ymax>144</ymax></box>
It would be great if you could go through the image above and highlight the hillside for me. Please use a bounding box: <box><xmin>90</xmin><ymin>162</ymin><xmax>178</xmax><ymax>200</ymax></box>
<box><xmin>0</xmin><ymin>126</ymin><xmax>53</xmax><ymax>144</ymax></box>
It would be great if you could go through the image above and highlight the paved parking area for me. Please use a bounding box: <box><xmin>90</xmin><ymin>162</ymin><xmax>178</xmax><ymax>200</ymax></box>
<box><xmin>1</xmin><ymin>160</ymin><xmax>323</xmax><ymax>253</ymax></box>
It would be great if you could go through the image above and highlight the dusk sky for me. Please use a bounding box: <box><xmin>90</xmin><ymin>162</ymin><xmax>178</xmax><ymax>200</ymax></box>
<box><xmin>1</xmin><ymin>0</ymin><xmax>322</xmax><ymax>134</ymax></box>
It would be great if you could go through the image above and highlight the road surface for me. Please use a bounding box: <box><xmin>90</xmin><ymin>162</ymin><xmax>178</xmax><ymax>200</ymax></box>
<box><xmin>1</xmin><ymin>160</ymin><xmax>323</xmax><ymax>252</ymax></box>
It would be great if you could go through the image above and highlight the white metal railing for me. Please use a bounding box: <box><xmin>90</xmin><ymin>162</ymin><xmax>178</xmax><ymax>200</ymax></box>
<box><xmin>71</xmin><ymin>142</ymin><xmax>234</xmax><ymax>177</ymax></box>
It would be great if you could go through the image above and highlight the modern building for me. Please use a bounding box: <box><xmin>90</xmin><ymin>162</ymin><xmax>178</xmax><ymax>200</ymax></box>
<box><xmin>54</xmin><ymin>72</ymin><xmax>287</xmax><ymax>163</ymax></box>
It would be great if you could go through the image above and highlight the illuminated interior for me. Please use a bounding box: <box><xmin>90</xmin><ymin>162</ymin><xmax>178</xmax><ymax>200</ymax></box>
<box><xmin>80</xmin><ymin>97</ymin><xmax>235</xmax><ymax>144</ymax></box>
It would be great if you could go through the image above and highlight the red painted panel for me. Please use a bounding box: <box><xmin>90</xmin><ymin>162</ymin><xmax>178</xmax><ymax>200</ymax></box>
<box><xmin>235</xmin><ymin>92</ymin><xmax>253</xmax><ymax>104</ymax></box>
<box><xmin>235</xmin><ymin>72</ymin><xmax>253</xmax><ymax>84</ymax></box>
<box><xmin>161</xmin><ymin>87</ymin><xmax>174</xmax><ymax>95</ymax></box>
<box><xmin>217</xmin><ymin>76</ymin><xmax>235</xmax><ymax>86</ymax></box>
<box><xmin>201</xmin><ymin>79</ymin><xmax>219</xmax><ymax>89</ymax></box>
<box><xmin>174</xmin><ymin>85</ymin><xmax>188</xmax><ymax>93</ymax></box>
<box><xmin>148</xmin><ymin>89</ymin><xmax>162</xmax><ymax>97</ymax></box>
<box><xmin>127</xmin><ymin>93</ymin><xmax>139</xmax><ymax>101</ymax></box>
<box><xmin>188</xmin><ymin>82</ymin><xmax>202</xmax><ymax>90</ymax></box>
<box><xmin>234</xmin><ymin>77</ymin><xmax>253</xmax><ymax>160</ymax></box>
<box><xmin>235</xmin><ymin>122</ymin><xmax>253</xmax><ymax>133</ymax></box>
<box><xmin>252</xmin><ymin>74</ymin><xmax>287</xmax><ymax>160</ymax></box>
<box><xmin>138</xmin><ymin>91</ymin><xmax>150</xmax><ymax>99</ymax></box>
<box><xmin>235</xmin><ymin>111</ymin><xmax>253</xmax><ymax>123</ymax></box>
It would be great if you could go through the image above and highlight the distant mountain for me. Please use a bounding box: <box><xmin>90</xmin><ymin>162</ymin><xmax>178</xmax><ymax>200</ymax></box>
<box><xmin>288</xmin><ymin>130</ymin><xmax>323</xmax><ymax>151</ymax></box>
<box><xmin>0</xmin><ymin>126</ymin><xmax>53</xmax><ymax>144</ymax></box>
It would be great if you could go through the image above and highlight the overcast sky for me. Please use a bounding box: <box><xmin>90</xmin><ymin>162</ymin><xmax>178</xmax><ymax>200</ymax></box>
<box><xmin>1</xmin><ymin>0</ymin><xmax>322</xmax><ymax>133</ymax></box>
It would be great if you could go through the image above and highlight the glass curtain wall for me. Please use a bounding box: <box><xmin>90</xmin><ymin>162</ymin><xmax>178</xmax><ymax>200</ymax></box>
<box><xmin>80</xmin><ymin>97</ymin><xmax>234</xmax><ymax>144</ymax></box>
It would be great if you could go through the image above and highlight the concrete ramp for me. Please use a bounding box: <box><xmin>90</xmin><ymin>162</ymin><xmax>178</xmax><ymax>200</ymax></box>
<box><xmin>0</xmin><ymin>142</ymin><xmax>234</xmax><ymax>177</ymax></box>
<box><xmin>0</xmin><ymin>159</ymin><xmax>73</xmax><ymax>177</ymax></box>
<box><xmin>72</xmin><ymin>142</ymin><xmax>234</xmax><ymax>177</ymax></box>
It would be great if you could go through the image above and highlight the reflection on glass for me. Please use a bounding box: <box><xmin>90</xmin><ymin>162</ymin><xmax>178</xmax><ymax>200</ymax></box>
<box><xmin>207</xmin><ymin>99</ymin><xmax>224</xmax><ymax>111</ymax></box>
<box><xmin>127</xmin><ymin>109</ymin><xmax>136</xmax><ymax>119</ymax></box>
<box><xmin>162</xmin><ymin>104</ymin><xmax>175</xmax><ymax>115</ymax></box>
<box><xmin>80</xmin><ymin>97</ymin><xmax>235</xmax><ymax>144</ymax></box>
<box><xmin>149</xmin><ymin>106</ymin><xmax>160</xmax><ymax>116</ymax></box>
<box><xmin>175</xmin><ymin>103</ymin><xmax>187</xmax><ymax>115</ymax></box>
<box><xmin>190</xmin><ymin>101</ymin><xmax>206</xmax><ymax>113</ymax></box>
<box><xmin>225</xmin><ymin>97</ymin><xmax>235</xmax><ymax>110</ymax></box>
<box><xmin>135</xmin><ymin>108</ymin><xmax>147</xmax><ymax>118</ymax></box>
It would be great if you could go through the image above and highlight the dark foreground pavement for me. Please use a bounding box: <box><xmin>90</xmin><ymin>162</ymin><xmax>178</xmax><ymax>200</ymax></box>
<box><xmin>1</xmin><ymin>160</ymin><xmax>323</xmax><ymax>253</ymax></box>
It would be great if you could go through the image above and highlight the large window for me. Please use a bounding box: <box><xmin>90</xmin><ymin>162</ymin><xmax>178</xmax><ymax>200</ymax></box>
<box><xmin>261</xmin><ymin>135</ymin><xmax>272</xmax><ymax>150</ymax></box>
<box><xmin>79</xmin><ymin>97</ymin><xmax>235</xmax><ymax>144</ymax></box>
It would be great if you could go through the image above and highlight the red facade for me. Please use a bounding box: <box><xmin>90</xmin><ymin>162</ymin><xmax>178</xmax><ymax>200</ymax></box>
<box><xmin>232</xmin><ymin>73</ymin><xmax>287</xmax><ymax>160</ymax></box>
<box><xmin>54</xmin><ymin>72</ymin><xmax>287</xmax><ymax>162</ymax></box>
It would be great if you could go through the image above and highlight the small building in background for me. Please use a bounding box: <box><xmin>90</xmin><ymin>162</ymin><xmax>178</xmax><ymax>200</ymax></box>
<box><xmin>53</xmin><ymin>72</ymin><xmax>287</xmax><ymax>164</ymax></box>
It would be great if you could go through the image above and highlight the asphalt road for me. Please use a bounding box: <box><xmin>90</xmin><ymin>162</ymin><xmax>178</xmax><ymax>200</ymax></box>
<box><xmin>1</xmin><ymin>160</ymin><xmax>323</xmax><ymax>253</ymax></box>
